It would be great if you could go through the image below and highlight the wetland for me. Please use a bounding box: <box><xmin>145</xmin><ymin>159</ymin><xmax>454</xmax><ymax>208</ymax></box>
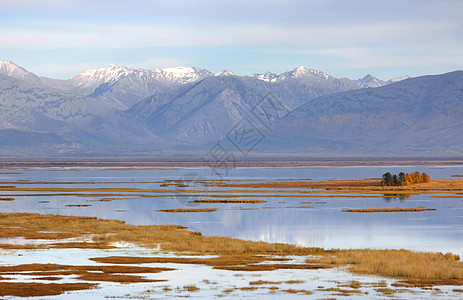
<box><xmin>1</xmin><ymin>165</ymin><xmax>463</xmax><ymax>298</ymax></box>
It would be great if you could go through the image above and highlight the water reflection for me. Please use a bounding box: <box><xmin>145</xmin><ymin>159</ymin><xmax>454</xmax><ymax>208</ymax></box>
<box><xmin>0</xmin><ymin>166</ymin><xmax>462</xmax><ymax>257</ymax></box>
<box><xmin>382</xmin><ymin>194</ymin><xmax>411</xmax><ymax>202</ymax></box>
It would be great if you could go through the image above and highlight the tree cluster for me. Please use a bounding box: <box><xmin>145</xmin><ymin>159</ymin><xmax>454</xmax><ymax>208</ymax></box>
<box><xmin>382</xmin><ymin>171</ymin><xmax>430</xmax><ymax>186</ymax></box>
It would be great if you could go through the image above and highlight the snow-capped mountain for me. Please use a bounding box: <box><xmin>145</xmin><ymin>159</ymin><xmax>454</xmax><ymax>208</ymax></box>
<box><xmin>0</xmin><ymin>60</ymin><xmax>43</xmax><ymax>85</ymax></box>
<box><xmin>68</xmin><ymin>65</ymin><xmax>213</xmax><ymax>109</ymax></box>
<box><xmin>0</xmin><ymin>73</ymin><xmax>161</xmax><ymax>152</ymax></box>
<box><xmin>261</xmin><ymin>71</ymin><xmax>463</xmax><ymax>156</ymax></box>
<box><xmin>3</xmin><ymin>60</ymin><xmax>458</xmax><ymax>157</ymax></box>
<box><xmin>355</xmin><ymin>74</ymin><xmax>386</xmax><ymax>88</ymax></box>
<box><xmin>252</xmin><ymin>66</ymin><xmax>361</xmax><ymax>92</ymax></box>
<box><xmin>252</xmin><ymin>66</ymin><xmax>332</xmax><ymax>82</ymax></box>
<box><xmin>215</xmin><ymin>70</ymin><xmax>235</xmax><ymax>76</ymax></box>
<box><xmin>388</xmin><ymin>75</ymin><xmax>411</xmax><ymax>84</ymax></box>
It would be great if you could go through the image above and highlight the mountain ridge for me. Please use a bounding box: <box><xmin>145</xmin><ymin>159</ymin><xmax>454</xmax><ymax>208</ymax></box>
<box><xmin>0</xmin><ymin>60</ymin><xmax>460</xmax><ymax>157</ymax></box>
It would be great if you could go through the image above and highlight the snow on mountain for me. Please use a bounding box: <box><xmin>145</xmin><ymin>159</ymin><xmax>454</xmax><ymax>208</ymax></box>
<box><xmin>355</xmin><ymin>74</ymin><xmax>386</xmax><ymax>88</ymax></box>
<box><xmin>0</xmin><ymin>73</ymin><xmax>161</xmax><ymax>151</ymax></box>
<box><xmin>67</xmin><ymin>65</ymin><xmax>213</xmax><ymax>109</ymax></box>
<box><xmin>159</xmin><ymin>66</ymin><xmax>213</xmax><ymax>84</ymax></box>
<box><xmin>388</xmin><ymin>75</ymin><xmax>411</xmax><ymax>84</ymax></box>
<box><xmin>0</xmin><ymin>60</ymin><xmax>460</xmax><ymax>156</ymax></box>
<box><xmin>215</xmin><ymin>70</ymin><xmax>235</xmax><ymax>76</ymax></box>
<box><xmin>253</xmin><ymin>66</ymin><xmax>332</xmax><ymax>82</ymax></box>
<box><xmin>0</xmin><ymin>60</ymin><xmax>43</xmax><ymax>85</ymax></box>
<box><xmin>261</xmin><ymin>71</ymin><xmax>463</xmax><ymax>156</ymax></box>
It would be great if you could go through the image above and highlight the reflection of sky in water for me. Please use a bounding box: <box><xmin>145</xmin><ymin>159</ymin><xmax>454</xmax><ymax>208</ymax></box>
<box><xmin>1</xmin><ymin>166</ymin><xmax>463</xmax><ymax>256</ymax></box>
<box><xmin>4</xmin><ymin>247</ymin><xmax>456</xmax><ymax>299</ymax></box>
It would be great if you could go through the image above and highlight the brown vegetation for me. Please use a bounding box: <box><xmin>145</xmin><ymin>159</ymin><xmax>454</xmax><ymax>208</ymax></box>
<box><xmin>2</xmin><ymin>212</ymin><xmax>463</xmax><ymax>293</ymax></box>
<box><xmin>343</xmin><ymin>207</ymin><xmax>436</xmax><ymax>213</ymax></box>
<box><xmin>0</xmin><ymin>282</ymin><xmax>96</xmax><ymax>297</ymax></box>
<box><xmin>191</xmin><ymin>199</ymin><xmax>266</xmax><ymax>204</ymax></box>
<box><xmin>207</xmin><ymin>178</ymin><xmax>463</xmax><ymax>194</ymax></box>
<box><xmin>0</xmin><ymin>197</ymin><xmax>14</xmax><ymax>201</ymax></box>
<box><xmin>282</xmin><ymin>289</ymin><xmax>313</xmax><ymax>295</ymax></box>
<box><xmin>0</xmin><ymin>213</ymin><xmax>323</xmax><ymax>255</ymax></box>
<box><xmin>159</xmin><ymin>208</ymin><xmax>217</xmax><ymax>213</ymax></box>
<box><xmin>309</xmin><ymin>249</ymin><xmax>463</xmax><ymax>284</ymax></box>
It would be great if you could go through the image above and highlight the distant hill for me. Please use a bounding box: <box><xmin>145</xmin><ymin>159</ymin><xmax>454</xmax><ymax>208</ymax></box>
<box><xmin>259</xmin><ymin>71</ymin><xmax>463</xmax><ymax>156</ymax></box>
<box><xmin>1</xmin><ymin>60</ymin><xmax>460</xmax><ymax>158</ymax></box>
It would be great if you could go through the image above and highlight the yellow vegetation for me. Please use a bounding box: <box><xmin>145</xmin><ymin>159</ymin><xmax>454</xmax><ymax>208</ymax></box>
<box><xmin>343</xmin><ymin>207</ymin><xmax>436</xmax><ymax>213</ymax></box>
<box><xmin>309</xmin><ymin>249</ymin><xmax>463</xmax><ymax>283</ymax></box>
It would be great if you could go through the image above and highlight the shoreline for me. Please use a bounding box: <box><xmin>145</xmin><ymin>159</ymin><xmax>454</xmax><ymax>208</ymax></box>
<box><xmin>1</xmin><ymin>159</ymin><xmax>463</xmax><ymax>168</ymax></box>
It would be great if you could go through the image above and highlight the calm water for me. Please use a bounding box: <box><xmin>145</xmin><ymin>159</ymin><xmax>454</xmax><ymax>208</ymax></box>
<box><xmin>1</xmin><ymin>165</ymin><xmax>462</xmax><ymax>256</ymax></box>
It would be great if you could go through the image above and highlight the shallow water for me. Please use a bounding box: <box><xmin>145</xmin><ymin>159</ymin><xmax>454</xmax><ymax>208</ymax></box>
<box><xmin>1</xmin><ymin>165</ymin><xmax>462</xmax><ymax>256</ymax></box>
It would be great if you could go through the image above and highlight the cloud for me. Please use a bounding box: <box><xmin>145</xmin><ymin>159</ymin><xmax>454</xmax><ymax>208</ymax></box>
<box><xmin>0</xmin><ymin>20</ymin><xmax>459</xmax><ymax>49</ymax></box>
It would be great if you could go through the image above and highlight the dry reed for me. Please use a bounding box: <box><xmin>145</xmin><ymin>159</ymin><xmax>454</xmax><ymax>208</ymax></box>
<box><xmin>343</xmin><ymin>207</ymin><xmax>436</xmax><ymax>213</ymax></box>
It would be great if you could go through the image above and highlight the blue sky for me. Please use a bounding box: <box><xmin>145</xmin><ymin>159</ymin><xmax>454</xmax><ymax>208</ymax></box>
<box><xmin>1</xmin><ymin>0</ymin><xmax>462</xmax><ymax>80</ymax></box>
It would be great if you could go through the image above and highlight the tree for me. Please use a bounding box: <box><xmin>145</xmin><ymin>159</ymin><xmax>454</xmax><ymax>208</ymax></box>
<box><xmin>382</xmin><ymin>172</ymin><xmax>393</xmax><ymax>186</ymax></box>
<box><xmin>422</xmin><ymin>172</ymin><xmax>431</xmax><ymax>183</ymax></box>
<box><xmin>405</xmin><ymin>173</ymin><xmax>413</xmax><ymax>186</ymax></box>
<box><xmin>398</xmin><ymin>172</ymin><xmax>406</xmax><ymax>186</ymax></box>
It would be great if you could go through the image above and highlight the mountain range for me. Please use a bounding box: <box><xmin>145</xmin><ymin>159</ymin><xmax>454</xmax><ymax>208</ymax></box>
<box><xmin>0</xmin><ymin>60</ymin><xmax>461</xmax><ymax>158</ymax></box>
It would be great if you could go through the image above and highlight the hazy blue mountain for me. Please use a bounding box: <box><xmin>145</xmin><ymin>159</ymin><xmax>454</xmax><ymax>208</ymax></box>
<box><xmin>259</xmin><ymin>71</ymin><xmax>463</xmax><ymax>156</ymax></box>
<box><xmin>1</xmin><ymin>60</ymin><xmax>460</xmax><ymax>157</ymax></box>
<box><xmin>128</xmin><ymin>68</ymin><xmax>365</xmax><ymax>146</ymax></box>
<box><xmin>355</xmin><ymin>74</ymin><xmax>386</xmax><ymax>88</ymax></box>
<box><xmin>0</xmin><ymin>73</ymin><xmax>161</xmax><ymax>153</ymax></box>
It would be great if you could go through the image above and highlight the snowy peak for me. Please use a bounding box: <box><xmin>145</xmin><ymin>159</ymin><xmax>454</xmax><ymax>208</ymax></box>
<box><xmin>72</xmin><ymin>64</ymin><xmax>213</xmax><ymax>87</ymax></box>
<box><xmin>279</xmin><ymin>66</ymin><xmax>331</xmax><ymax>80</ymax></box>
<box><xmin>0</xmin><ymin>60</ymin><xmax>38</xmax><ymax>81</ymax></box>
<box><xmin>253</xmin><ymin>66</ymin><xmax>332</xmax><ymax>82</ymax></box>
<box><xmin>215</xmin><ymin>70</ymin><xmax>235</xmax><ymax>76</ymax></box>
<box><xmin>388</xmin><ymin>75</ymin><xmax>411</xmax><ymax>84</ymax></box>
<box><xmin>159</xmin><ymin>66</ymin><xmax>213</xmax><ymax>84</ymax></box>
<box><xmin>73</xmin><ymin>64</ymin><xmax>134</xmax><ymax>85</ymax></box>
<box><xmin>355</xmin><ymin>74</ymin><xmax>386</xmax><ymax>88</ymax></box>
<box><xmin>253</xmin><ymin>71</ymin><xmax>279</xmax><ymax>83</ymax></box>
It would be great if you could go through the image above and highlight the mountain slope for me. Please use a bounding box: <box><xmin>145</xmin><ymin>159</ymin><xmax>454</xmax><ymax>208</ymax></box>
<box><xmin>0</xmin><ymin>74</ymin><xmax>161</xmax><ymax>151</ymax></box>
<box><xmin>69</xmin><ymin>65</ymin><xmax>214</xmax><ymax>109</ymax></box>
<box><xmin>260</xmin><ymin>71</ymin><xmax>463</xmax><ymax>156</ymax></box>
<box><xmin>355</xmin><ymin>74</ymin><xmax>386</xmax><ymax>88</ymax></box>
<box><xmin>128</xmin><ymin>70</ymin><xmax>365</xmax><ymax>146</ymax></box>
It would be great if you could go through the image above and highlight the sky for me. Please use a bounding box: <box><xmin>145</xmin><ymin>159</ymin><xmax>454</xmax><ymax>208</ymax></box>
<box><xmin>1</xmin><ymin>0</ymin><xmax>462</xmax><ymax>80</ymax></box>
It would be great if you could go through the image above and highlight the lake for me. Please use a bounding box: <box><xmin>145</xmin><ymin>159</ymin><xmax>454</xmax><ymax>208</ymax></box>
<box><xmin>1</xmin><ymin>165</ymin><xmax>462</xmax><ymax>256</ymax></box>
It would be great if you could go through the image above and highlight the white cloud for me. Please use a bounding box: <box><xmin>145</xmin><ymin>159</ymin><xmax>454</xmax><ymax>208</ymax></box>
<box><xmin>0</xmin><ymin>20</ymin><xmax>459</xmax><ymax>49</ymax></box>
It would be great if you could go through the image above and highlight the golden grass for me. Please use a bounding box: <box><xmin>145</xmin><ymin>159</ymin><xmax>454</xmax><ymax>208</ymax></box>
<box><xmin>208</xmin><ymin>178</ymin><xmax>463</xmax><ymax>194</ymax></box>
<box><xmin>159</xmin><ymin>208</ymin><xmax>217</xmax><ymax>213</ymax></box>
<box><xmin>0</xmin><ymin>213</ymin><xmax>323</xmax><ymax>255</ymax></box>
<box><xmin>0</xmin><ymin>263</ymin><xmax>174</xmax><ymax>285</ymax></box>
<box><xmin>213</xmin><ymin>263</ymin><xmax>331</xmax><ymax>272</ymax></box>
<box><xmin>343</xmin><ymin>207</ymin><xmax>436</xmax><ymax>213</ymax></box>
<box><xmin>2</xmin><ymin>213</ymin><xmax>463</xmax><ymax>288</ymax></box>
<box><xmin>309</xmin><ymin>249</ymin><xmax>463</xmax><ymax>284</ymax></box>
<box><xmin>319</xmin><ymin>287</ymin><xmax>362</xmax><ymax>296</ymax></box>
<box><xmin>249</xmin><ymin>280</ymin><xmax>282</xmax><ymax>285</ymax></box>
<box><xmin>90</xmin><ymin>255</ymin><xmax>304</xmax><ymax>272</ymax></box>
<box><xmin>191</xmin><ymin>199</ymin><xmax>266</xmax><ymax>204</ymax></box>
<box><xmin>249</xmin><ymin>280</ymin><xmax>305</xmax><ymax>285</ymax></box>
<box><xmin>281</xmin><ymin>289</ymin><xmax>313</xmax><ymax>295</ymax></box>
<box><xmin>0</xmin><ymin>282</ymin><xmax>96</xmax><ymax>297</ymax></box>
<box><xmin>184</xmin><ymin>285</ymin><xmax>200</xmax><ymax>292</ymax></box>
<box><xmin>2</xmin><ymin>178</ymin><xmax>462</xmax><ymax>197</ymax></box>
